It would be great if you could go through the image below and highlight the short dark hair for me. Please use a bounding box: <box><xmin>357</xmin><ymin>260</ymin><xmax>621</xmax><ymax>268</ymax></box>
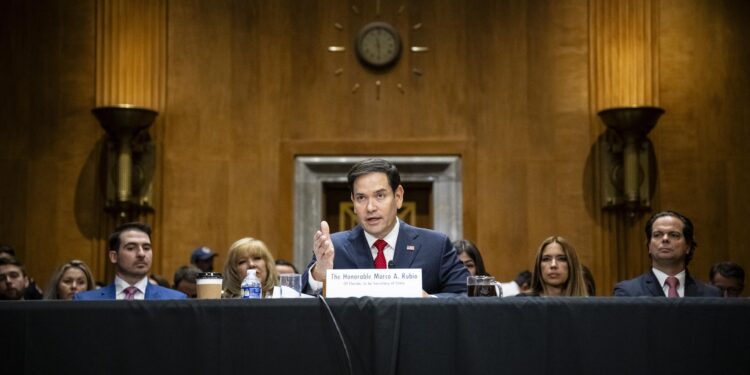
<box><xmin>275</xmin><ymin>259</ymin><xmax>299</xmax><ymax>274</ymax></box>
<box><xmin>347</xmin><ymin>158</ymin><xmax>401</xmax><ymax>194</ymax></box>
<box><xmin>709</xmin><ymin>261</ymin><xmax>745</xmax><ymax>283</ymax></box>
<box><xmin>149</xmin><ymin>273</ymin><xmax>170</xmax><ymax>288</ymax></box>
<box><xmin>0</xmin><ymin>256</ymin><xmax>26</xmax><ymax>277</ymax></box>
<box><xmin>173</xmin><ymin>265</ymin><xmax>201</xmax><ymax>286</ymax></box>
<box><xmin>514</xmin><ymin>270</ymin><xmax>532</xmax><ymax>286</ymax></box>
<box><xmin>108</xmin><ymin>222</ymin><xmax>152</xmax><ymax>252</ymax></box>
<box><xmin>452</xmin><ymin>239</ymin><xmax>489</xmax><ymax>276</ymax></box>
<box><xmin>0</xmin><ymin>244</ymin><xmax>16</xmax><ymax>257</ymax></box>
<box><xmin>645</xmin><ymin>210</ymin><xmax>696</xmax><ymax>264</ymax></box>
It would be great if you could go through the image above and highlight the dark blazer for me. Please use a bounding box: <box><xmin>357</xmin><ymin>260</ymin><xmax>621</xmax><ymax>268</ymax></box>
<box><xmin>302</xmin><ymin>221</ymin><xmax>469</xmax><ymax>297</ymax></box>
<box><xmin>613</xmin><ymin>270</ymin><xmax>721</xmax><ymax>297</ymax></box>
<box><xmin>74</xmin><ymin>282</ymin><xmax>187</xmax><ymax>300</ymax></box>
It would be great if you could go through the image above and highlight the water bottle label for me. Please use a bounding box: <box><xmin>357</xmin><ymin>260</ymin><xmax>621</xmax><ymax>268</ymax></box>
<box><xmin>242</xmin><ymin>286</ymin><xmax>262</xmax><ymax>299</ymax></box>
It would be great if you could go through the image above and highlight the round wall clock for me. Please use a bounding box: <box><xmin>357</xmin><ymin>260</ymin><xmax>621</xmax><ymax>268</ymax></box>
<box><xmin>355</xmin><ymin>21</ymin><xmax>402</xmax><ymax>68</ymax></box>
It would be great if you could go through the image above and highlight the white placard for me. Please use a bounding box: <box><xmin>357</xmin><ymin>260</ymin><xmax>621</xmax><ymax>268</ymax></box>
<box><xmin>325</xmin><ymin>269</ymin><xmax>422</xmax><ymax>298</ymax></box>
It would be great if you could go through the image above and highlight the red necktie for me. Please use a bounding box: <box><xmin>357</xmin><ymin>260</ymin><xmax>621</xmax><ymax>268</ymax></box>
<box><xmin>124</xmin><ymin>286</ymin><xmax>138</xmax><ymax>300</ymax></box>
<box><xmin>373</xmin><ymin>239</ymin><xmax>388</xmax><ymax>269</ymax></box>
<box><xmin>665</xmin><ymin>276</ymin><xmax>679</xmax><ymax>298</ymax></box>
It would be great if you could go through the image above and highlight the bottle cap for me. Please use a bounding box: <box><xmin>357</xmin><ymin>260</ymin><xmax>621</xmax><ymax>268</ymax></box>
<box><xmin>246</xmin><ymin>269</ymin><xmax>259</xmax><ymax>280</ymax></box>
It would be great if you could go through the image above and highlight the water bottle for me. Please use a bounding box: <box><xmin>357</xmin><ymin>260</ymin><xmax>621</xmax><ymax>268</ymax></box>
<box><xmin>241</xmin><ymin>269</ymin><xmax>262</xmax><ymax>299</ymax></box>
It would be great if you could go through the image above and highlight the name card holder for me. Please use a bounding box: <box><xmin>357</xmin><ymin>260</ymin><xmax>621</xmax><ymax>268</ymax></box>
<box><xmin>326</xmin><ymin>269</ymin><xmax>422</xmax><ymax>298</ymax></box>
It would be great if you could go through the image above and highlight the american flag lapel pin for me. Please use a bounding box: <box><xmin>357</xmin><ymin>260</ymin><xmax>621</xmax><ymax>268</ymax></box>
<box><xmin>406</xmin><ymin>245</ymin><xmax>415</xmax><ymax>251</ymax></box>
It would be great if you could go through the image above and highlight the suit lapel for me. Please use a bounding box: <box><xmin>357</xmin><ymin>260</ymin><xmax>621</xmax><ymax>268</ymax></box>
<box><xmin>101</xmin><ymin>284</ymin><xmax>116</xmax><ymax>299</ymax></box>
<box><xmin>347</xmin><ymin>226</ymin><xmax>376</xmax><ymax>269</ymax></box>
<box><xmin>683</xmin><ymin>271</ymin><xmax>698</xmax><ymax>297</ymax></box>
<box><xmin>144</xmin><ymin>284</ymin><xmax>159</xmax><ymax>300</ymax></box>
<box><xmin>644</xmin><ymin>271</ymin><xmax>666</xmax><ymax>296</ymax></box>
<box><xmin>393</xmin><ymin>222</ymin><xmax>419</xmax><ymax>268</ymax></box>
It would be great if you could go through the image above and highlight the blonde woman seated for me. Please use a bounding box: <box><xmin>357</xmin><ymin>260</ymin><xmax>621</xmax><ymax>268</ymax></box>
<box><xmin>222</xmin><ymin>237</ymin><xmax>278</xmax><ymax>298</ymax></box>
<box><xmin>44</xmin><ymin>260</ymin><xmax>96</xmax><ymax>300</ymax></box>
<box><xmin>525</xmin><ymin>236</ymin><xmax>589</xmax><ymax>297</ymax></box>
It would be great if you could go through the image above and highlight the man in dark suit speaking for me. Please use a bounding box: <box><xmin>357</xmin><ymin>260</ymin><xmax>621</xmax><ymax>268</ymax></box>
<box><xmin>75</xmin><ymin>222</ymin><xmax>186</xmax><ymax>300</ymax></box>
<box><xmin>302</xmin><ymin>158</ymin><xmax>468</xmax><ymax>297</ymax></box>
<box><xmin>613</xmin><ymin>210</ymin><xmax>720</xmax><ymax>297</ymax></box>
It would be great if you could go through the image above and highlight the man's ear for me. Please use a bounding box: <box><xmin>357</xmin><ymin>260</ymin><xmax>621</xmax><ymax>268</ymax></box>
<box><xmin>108</xmin><ymin>250</ymin><xmax>118</xmax><ymax>265</ymax></box>
<box><xmin>395</xmin><ymin>185</ymin><xmax>404</xmax><ymax>208</ymax></box>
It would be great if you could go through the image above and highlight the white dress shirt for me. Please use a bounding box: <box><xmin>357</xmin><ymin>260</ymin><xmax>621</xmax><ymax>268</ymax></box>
<box><xmin>114</xmin><ymin>275</ymin><xmax>149</xmax><ymax>300</ymax></box>
<box><xmin>652</xmin><ymin>268</ymin><xmax>686</xmax><ymax>297</ymax></box>
<box><xmin>307</xmin><ymin>219</ymin><xmax>401</xmax><ymax>292</ymax></box>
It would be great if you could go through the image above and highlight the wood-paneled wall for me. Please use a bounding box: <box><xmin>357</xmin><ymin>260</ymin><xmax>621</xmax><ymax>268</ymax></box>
<box><xmin>1</xmin><ymin>0</ymin><xmax>748</xmax><ymax>296</ymax></box>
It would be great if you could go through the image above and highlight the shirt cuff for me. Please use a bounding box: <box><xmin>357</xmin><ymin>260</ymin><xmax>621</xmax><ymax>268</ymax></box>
<box><xmin>306</xmin><ymin>264</ymin><xmax>323</xmax><ymax>293</ymax></box>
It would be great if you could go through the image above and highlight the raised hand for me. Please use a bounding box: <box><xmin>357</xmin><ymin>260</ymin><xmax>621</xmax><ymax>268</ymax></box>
<box><xmin>312</xmin><ymin>221</ymin><xmax>335</xmax><ymax>281</ymax></box>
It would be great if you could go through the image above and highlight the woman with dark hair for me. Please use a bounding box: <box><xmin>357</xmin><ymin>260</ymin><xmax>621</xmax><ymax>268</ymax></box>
<box><xmin>527</xmin><ymin>236</ymin><xmax>588</xmax><ymax>297</ymax></box>
<box><xmin>222</xmin><ymin>237</ymin><xmax>278</xmax><ymax>298</ymax></box>
<box><xmin>44</xmin><ymin>260</ymin><xmax>96</xmax><ymax>300</ymax></box>
<box><xmin>453</xmin><ymin>239</ymin><xmax>489</xmax><ymax>276</ymax></box>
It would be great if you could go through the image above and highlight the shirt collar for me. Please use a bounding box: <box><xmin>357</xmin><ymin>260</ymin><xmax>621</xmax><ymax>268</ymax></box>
<box><xmin>114</xmin><ymin>275</ymin><xmax>149</xmax><ymax>296</ymax></box>
<box><xmin>363</xmin><ymin>218</ymin><xmax>400</xmax><ymax>249</ymax></box>
<box><xmin>652</xmin><ymin>267</ymin><xmax>686</xmax><ymax>288</ymax></box>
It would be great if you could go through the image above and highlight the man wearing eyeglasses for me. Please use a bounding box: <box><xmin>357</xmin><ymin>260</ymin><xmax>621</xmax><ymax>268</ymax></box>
<box><xmin>709</xmin><ymin>261</ymin><xmax>745</xmax><ymax>297</ymax></box>
<box><xmin>75</xmin><ymin>222</ymin><xmax>186</xmax><ymax>300</ymax></box>
<box><xmin>613</xmin><ymin>210</ymin><xmax>720</xmax><ymax>297</ymax></box>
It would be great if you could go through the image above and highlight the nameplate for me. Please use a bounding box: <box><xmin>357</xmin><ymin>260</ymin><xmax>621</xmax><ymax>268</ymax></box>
<box><xmin>326</xmin><ymin>269</ymin><xmax>422</xmax><ymax>298</ymax></box>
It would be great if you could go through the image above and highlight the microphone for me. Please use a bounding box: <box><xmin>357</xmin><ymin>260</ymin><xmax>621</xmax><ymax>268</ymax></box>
<box><xmin>388</xmin><ymin>260</ymin><xmax>395</xmax><ymax>269</ymax></box>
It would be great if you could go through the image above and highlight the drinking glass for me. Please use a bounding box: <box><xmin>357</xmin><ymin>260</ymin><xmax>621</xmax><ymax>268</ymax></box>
<box><xmin>279</xmin><ymin>273</ymin><xmax>302</xmax><ymax>298</ymax></box>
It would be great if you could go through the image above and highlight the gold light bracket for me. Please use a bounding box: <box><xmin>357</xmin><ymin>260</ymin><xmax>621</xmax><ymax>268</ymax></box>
<box><xmin>92</xmin><ymin>105</ymin><xmax>158</xmax><ymax>222</ymax></box>
<box><xmin>598</xmin><ymin>106</ymin><xmax>664</xmax><ymax>215</ymax></box>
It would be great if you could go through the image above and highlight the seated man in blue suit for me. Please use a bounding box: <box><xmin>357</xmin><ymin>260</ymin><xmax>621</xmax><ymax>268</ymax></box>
<box><xmin>302</xmin><ymin>158</ymin><xmax>468</xmax><ymax>297</ymax></box>
<box><xmin>75</xmin><ymin>222</ymin><xmax>186</xmax><ymax>300</ymax></box>
<box><xmin>613</xmin><ymin>210</ymin><xmax>720</xmax><ymax>297</ymax></box>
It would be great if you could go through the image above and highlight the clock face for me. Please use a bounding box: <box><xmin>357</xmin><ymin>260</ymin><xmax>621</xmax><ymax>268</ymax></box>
<box><xmin>355</xmin><ymin>22</ymin><xmax>402</xmax><ymax>68</ymax></box>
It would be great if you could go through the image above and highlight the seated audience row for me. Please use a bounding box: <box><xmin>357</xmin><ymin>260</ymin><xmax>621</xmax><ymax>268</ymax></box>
<box><xmin>1</xmin><ymin>208</ymin><xmax>745</xmax><ymax>300</ymax></box>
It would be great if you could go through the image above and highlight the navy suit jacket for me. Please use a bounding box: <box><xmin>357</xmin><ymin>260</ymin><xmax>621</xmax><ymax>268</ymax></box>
<box><xmin>74</xmin><ymin>282</ymin><xmax>187</xmax><ymax>300</ymax></box>
<box><xmin>302</xmin><ymin>221</ymin><xmax>469</xmax><ymax>297</ymax></box>
<box><xmin>613</xmin><ymin>269</ymin><xmax>720</xmax><ymax>297</ymax></box>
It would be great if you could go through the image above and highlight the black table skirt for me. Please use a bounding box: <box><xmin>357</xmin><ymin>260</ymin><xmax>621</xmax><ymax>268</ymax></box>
<box><xmin>3</xmin><ymin>297</ymin><xmax>749</xmax><ymax>375</ymax></box>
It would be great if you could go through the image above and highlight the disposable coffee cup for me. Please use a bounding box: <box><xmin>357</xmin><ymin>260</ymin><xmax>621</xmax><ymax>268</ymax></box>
<box><xmin>197</xmin><ymin>272</ymin><xmax>223</xmax><ymax>299</ymax></box>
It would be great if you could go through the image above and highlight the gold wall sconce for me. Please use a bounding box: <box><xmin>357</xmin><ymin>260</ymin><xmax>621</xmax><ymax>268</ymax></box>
<box><xmin>598</xmin><ymin>106</ymin><xmax>664</xmax><ymax>215</ymax></box>
<box><xmin>92</xmin><ymin>105</ymin><xmax>158</xmax><ymax>221</ymax></box>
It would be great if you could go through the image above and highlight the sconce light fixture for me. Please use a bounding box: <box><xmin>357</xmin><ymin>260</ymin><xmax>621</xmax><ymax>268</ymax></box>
<box><xmin>598</xmin><ymin>106</ymin><xmax>664</xmax><ymax>215</ymax></box>
<box><xmin>92</xmin><ymin>105</ymin><xmax>158</xmax><ymax>222</ymax></box>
